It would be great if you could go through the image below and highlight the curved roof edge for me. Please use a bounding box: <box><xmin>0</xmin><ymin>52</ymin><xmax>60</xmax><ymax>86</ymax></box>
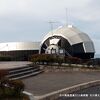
<box><xmin>41</xmin><ymin>25</ymin><xmax>94</xmax><ymax>45</ymax></box>
<box><xmin>0</xmin><ymin>42</ymin><xmax>40</xmax><ymax>51</ymax></box>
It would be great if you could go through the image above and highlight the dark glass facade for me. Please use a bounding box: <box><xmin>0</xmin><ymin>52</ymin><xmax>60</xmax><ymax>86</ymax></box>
<box><xmin>0</xmin><ymin>50</ymin><xmax>39</xmax><ymax>61</ymax></box>
<box><xmin>40</xmin><ymin>36</ymin><xmax>94</xmax><ymax>59</ymax></box>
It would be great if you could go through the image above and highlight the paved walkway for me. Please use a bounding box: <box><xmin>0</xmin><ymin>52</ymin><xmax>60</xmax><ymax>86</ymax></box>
<box><xmin>22</xmin><ymin>71</ymin><xmax>100</xmax><ymax>96</ymax></box>
<box><xmin>0</xmin><ymin>61</ymin><xmax>32</xmax><ymax>69</ymax></box>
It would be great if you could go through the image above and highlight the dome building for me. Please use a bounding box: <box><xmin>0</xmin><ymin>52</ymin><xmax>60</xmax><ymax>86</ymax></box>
<box><xmin>40</xmin><ymin>25</ymin><xmax>95</xmax><ymax>59</ymax></box>
<box><xmin>0</xmin><ymin>25</ymin><xmax>95</xmax><ymax>60</ymax></box>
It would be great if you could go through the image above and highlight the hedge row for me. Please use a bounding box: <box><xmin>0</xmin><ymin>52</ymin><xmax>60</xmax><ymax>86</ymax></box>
<box><xmin>30</xmin><ymin>54</ymin><xmax>82</xmax><ymax>65</ymax></box>
<box><xmin>0</xmin><ymin>56</ymin><xmax>12</xmax><ymax>61</ymax></box>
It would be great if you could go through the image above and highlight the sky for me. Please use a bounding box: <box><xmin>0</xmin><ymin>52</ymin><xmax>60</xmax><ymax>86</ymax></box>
<box><xmin>0</xmin><ymin>0</ymin><xmax>100</xmax><ymax>54</ymax></box>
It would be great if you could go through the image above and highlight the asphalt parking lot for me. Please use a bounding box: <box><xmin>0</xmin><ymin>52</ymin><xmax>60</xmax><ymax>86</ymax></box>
<box><xmin>58</xmin><ymin>85</ymin><xmax>100</xmax><ymax>100</ymax></box>
<box><xmin>22</xmin><ymin>71</ymin><xmax>100</xmax><ymax>96</ymax></box>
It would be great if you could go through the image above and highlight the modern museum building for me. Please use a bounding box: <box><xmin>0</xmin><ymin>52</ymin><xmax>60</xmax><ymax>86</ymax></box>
<box><xmin>0</xmin><ymin>25</ymin><xmax>95</xmax><ymax>60</ymax></box>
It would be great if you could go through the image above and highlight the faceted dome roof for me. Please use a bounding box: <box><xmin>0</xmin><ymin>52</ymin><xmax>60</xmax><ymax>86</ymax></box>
<box><xmin>41</xmin><ymin>25</ymin><xmax>95</xmax><ymax>53</ymax></box>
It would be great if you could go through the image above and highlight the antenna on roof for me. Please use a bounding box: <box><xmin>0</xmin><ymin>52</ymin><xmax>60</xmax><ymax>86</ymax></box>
<box><xmin>48</xmin><ymin>21</ymin><xmax>58</xmax><ymax>30</ymax></box>
<box><xmin>65</xmin><ymin>8</ymin><xmax>68</xmax><ymax>26</ymax></box>
<box><xmin>48</xmin><ymin>21</ymin><xmax>58</xmax><ymax>36</ymax></box>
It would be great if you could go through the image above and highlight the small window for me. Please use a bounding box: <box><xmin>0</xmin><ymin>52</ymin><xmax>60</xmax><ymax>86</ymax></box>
<box><xmin>51</xmin><ymin>49</ymin><xmax>56</xmax><ymax>54</ymax></box>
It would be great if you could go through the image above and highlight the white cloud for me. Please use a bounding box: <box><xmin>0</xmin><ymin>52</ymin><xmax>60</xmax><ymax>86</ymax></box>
<box><xmin>70</xmin><ymin>0</ymin><xmax>100</xmax><ymax>22</ymax></box>
<box><xmin>0</xmin><ymin>0</ymin><xmax>91</xmax><ymax>17</ymax></box>
<box><xmin>1</xmin><ymin>0</ymin><xmax>99</xmax><ymax>23</ymax></box>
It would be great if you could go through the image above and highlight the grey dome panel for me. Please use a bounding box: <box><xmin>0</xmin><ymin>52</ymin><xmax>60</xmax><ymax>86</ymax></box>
<box><xmin>83</xmin><ymin>42</ymin><xmax>95</xmax><ymax>53</ymax></box>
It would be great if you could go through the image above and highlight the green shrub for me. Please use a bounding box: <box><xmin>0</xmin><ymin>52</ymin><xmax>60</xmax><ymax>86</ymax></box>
<box><xmin>0</xmin><ymin>56</ymin><xmax>12</xmax><ymax>61</ymax></box>
<box><xmin>0</xmin><ymin>79</ymin><xmax>24</xmax><ymax>99</ymax></box>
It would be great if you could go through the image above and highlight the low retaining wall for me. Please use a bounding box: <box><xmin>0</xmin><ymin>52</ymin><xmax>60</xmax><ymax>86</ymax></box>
<box><xmin>35</xmin><ymin>80</ymin><xmax>100</xmax><ymax>100</ymax></box>
<box><xmin>43</xmin><ymin>67</ymin><xmax>100</xmax><ymax>72</ymax></box>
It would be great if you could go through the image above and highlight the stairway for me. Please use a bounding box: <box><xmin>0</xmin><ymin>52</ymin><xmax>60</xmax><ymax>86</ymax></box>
<box><xmin>6</xmin><ymin>65</ymin><xmax>43</xmax><ymax>80</ymax></box>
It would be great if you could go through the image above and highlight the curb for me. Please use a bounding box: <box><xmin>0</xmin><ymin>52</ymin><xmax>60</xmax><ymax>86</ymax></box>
<box><xmin>35</xmin><ymin>80</ymin><xmax>100</xmax><ymax>100</ymax></box>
